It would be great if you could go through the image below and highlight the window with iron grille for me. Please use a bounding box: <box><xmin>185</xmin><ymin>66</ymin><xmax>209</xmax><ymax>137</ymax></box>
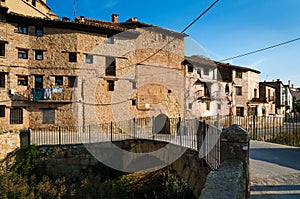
<box><xmin>43</xmin><ymin>109</ymin><xmax>55</xmax><ymax>124</ymax></box>
<box><xmin>0</xmin><ymin>105</ymin><xmax>5</xmax><ymax>117</ymax></box>
<box><xmin>10</xmin><ymin>108</ymin><xmax>23</xmax><ymax>124</ymax></box>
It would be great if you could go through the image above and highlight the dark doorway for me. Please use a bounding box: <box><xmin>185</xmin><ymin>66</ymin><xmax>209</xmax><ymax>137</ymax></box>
<box><xmin>153</xmin><ymin>114</ymin><xmax>170</xmax><ymax>134</ymax></box>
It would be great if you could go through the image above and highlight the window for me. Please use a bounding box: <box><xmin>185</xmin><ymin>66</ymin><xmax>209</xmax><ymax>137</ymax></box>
<box><xmin>18</xmin><ymin>49</ymin><xmax>28</xmax><ymax>59</ymax></box>
<box><xmin>55</xmin><ymin>76</ymin><xmax>63</xmax><ymax>86</ymax></box>
<box><xmin>225</xmin><ymin>84</ymin><xmax>230</xmax><ymax>94</ymax></box>
<box><xmin>18</xmin><ymin>76</ymin><xmax>28</xmax><ymax>86</ymax></box>
<box><xmin>106</xmin><ymin>57</ymin><xmax>116</xmax><ymax>76</ymax></box>
<box><xmin>85</xmin><ymin>54</ymin><xmax>93</xmax><ymax>64</ymax></box>
<box><xmin>204</xmin><ymin>84</ymin><xmax>210</xmax><ymax>98</ymax></box>
<box><xmin>248</xmin><ymin>107</ymin><xmax>257</xmax><ymax>116</ymax></box>
<box><xmin>218</xmin><ymin>104</ymin><xmax>221</xmax><ymax>110</ymax></box>
<box><xmin>0</xmin><ymin>105</ymin><xmax>5</xmax><ymax>117</ymax></box>
<box><xmin>206</xmin><ymin>102</ymin><xmax>210</xmax><ymax>111</ymax></box>
<box><xmin>18</xmin><ymin>25</ymin><xmax>28</xmax><ymax>34</ymax></box>
<box><xmin>132</xmin><ymin>82</ymin><xmax>137</xmax><ymax>89</ymax></box>
<box><xmin>69</xmin><ymin>52</ymin><xmax>77</xmax><ymax>62</ymax></box>
<box><xmin>107</xmin><ymin>80</ymin><xmax>114</xmax><ymax>91</ymax></box>
<box><xmin>34</xmin><ymin>75</ymin><xmax>43</xmax><ymax>88</ymax></box>
<box><xmin>32</xmin><ymin>0</ymin><xmax>36</xmax><ymax>6</ymax></box>
<box><xmin>204</xmin><ymin>68</ymin><xmax>209</xmax><ymax>76</ymax></box>
<box><xmin>132</xmin><ymin>99</ymin><xmax>136</xmax><ymax>106</ymax></box>
<box><xmin>188</xmin><ymin>103</ymin><xmax>193</xmax><ymax>109</ymax></box>
<box><xmin>187</xmin><ymin>65</ymin><xmax>193</xmax><ymax>73</ymax></box>
<box><xmin>107</xmin><ymin>37</ymin><xmax>114</xmax><ymax>44</ymax></box>
<box><xmin>0</xmin><ymin>42</ymin><xmax>5</xmax><ymax>56</ymax></box>
<box><xmin>10</xmin><ymin>108</ymin><xmax>23</xmax><ymax>124</ymax></box>
<box><xmin>235</xmin><ymin>70</ymin><xmax>242</xmax><ymax>78</ymax></box>
<box><xmin>43</xmin><ymin>109</ymin><xmax>55</xmax><ymax>124</ymax></box>
<box><xmin>254</xmin><ymin>88</ymin><xmax>257</xmax><ymax>98</ymax></box>
<box><xmin>168</xmin><ymin>90</ymin><xmax>172</xmax><ymax>94</ymax></box>
<box><xmin>0</xmin><ymin>73</ymin><xmax>5</xmax><ymax>88</ymax></box>
<box><xmin>236</xmin><ymin>107</ymin><xmax>244</xmax><ymax>117</ymax></box>
<box><xmin>236</xmin><ymin>86</ymin><xmax>242</xmax><ymax>96</ymax></box>
<box><xmin>68</xmin><ymin>76</ymin><xmax>77</xmax><ymax>88</ymax></box>
<box><xmin>36</xmin><ymin>27</ymin><xmax>43</xmax><ymax>36</ymax></box>
<box><xmin>35</xmin><ymin>50</ymin><xmax>43</xmax><ymax>60</ymax></box>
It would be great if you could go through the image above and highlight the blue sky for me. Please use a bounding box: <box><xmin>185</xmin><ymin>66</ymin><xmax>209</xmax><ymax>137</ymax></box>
<box><xmin>47</xmin><ymin>0</ymin><xmax>300</xmax><ymax>87</ymax></box>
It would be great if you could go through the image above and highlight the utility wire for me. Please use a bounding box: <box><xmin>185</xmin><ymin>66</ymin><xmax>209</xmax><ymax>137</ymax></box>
<box><xmin>118</xmin><ymin>0</ymin><xmax>220</xmax><ymax>70</ymax></box>
<box><xmin>219</xmin><ymin>37</ymin><xmax>300</xmax><ymax>62</ymax></box>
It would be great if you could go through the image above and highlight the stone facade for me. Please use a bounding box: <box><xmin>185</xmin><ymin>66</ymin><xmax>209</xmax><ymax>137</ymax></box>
<box><xmin>0</xmin><ymin>4</ymin><xmax>185</xmax><ymax>131</ymax></box>
<box><xmin>0</xmin><ymin>132</ymin><xmax>20</xmax><ymax>161</ymax></box>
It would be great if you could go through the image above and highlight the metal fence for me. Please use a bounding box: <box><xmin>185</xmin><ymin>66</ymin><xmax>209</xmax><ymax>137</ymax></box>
<box><xmin>203</xmin><ymin>115</ymin><xmax>300</xmax><ymax>146</ymax></box>
<box><xmin>28</xmin><ymin>117</ymin><xmax>222</xmax><ymax>170</ymax></box>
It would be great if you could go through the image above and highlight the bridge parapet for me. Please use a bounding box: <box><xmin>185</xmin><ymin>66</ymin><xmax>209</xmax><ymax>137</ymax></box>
<box><xmin>200</xmin><ymin>125</ymin><xmax>250</xmax><ymax>199</ymax></box>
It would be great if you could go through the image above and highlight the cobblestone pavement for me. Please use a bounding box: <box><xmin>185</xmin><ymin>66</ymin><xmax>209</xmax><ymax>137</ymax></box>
<box><xmin>250</xmin><ymin>141</ymin><xmax>300</xmax><ymax>199</ymax></box>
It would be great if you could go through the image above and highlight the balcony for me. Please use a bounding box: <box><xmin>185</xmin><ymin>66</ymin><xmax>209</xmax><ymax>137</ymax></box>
<box><xmin>194</xmin><ymin>90</ymin><xmax>210</xmax><ymax>101</ymax></box>
<box><xmin>32</xmin><ymin>88</ymin><xmax>74</xmax><ymax>102</ymax></box>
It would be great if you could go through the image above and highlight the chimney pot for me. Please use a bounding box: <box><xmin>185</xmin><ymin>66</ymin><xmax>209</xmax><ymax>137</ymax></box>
<box><xmin>111</xmin><ymin>14</ymin><xmax>119</xmax><ymax>23</ymax></box>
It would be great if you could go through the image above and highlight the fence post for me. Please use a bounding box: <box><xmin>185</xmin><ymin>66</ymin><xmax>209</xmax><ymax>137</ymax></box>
<box><xmin>58</xmin><ymin>126</ymin><xmax>61</xmax><ymax>146</ymax></box>
<box><xmin>178</xmin><ymin>117</ymin><xmax>182</xmax><ymax>145</ymax></box>
<box><xmin>89</xmin><ymin>125</ymin><xmax>91</xmax><ymax>144</ymax></box>
<box><xmin>221</xmin><ymin>125</ymin><xmax>250</xmax><ymax>197</ymax></box>
<box><xmin>110</xmin><ymin>121</ymin><xmax>113</xmax><ymax>141</ymax></box>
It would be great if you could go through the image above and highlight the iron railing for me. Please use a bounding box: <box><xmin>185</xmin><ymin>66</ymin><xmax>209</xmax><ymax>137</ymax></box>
<box><xmin>28</xmin><ymin>117</ymin><xmax>222</xmax><ymax>170</ymax></box>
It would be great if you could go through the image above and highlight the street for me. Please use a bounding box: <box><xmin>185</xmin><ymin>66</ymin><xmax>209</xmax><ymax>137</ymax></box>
<box><xmin>250</xmin><ymin>140</ymin><xmax>300</xmax><ymax>198</ymax></box>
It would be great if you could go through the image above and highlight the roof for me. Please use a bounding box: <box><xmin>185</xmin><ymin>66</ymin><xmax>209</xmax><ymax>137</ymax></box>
<box><xmin>291</xmin><ymin>90</ymin><xmax>300</xmax><ymax>101</ymax></box>
<box><xmin>184</xmin><ymin>56</ymin><xmax>217</xmax><ymax>68</ymax></box>
<box><xmin>215</xmin><ymin>61</ymin><xmax>261</xmax><ymax>74</ymax></box>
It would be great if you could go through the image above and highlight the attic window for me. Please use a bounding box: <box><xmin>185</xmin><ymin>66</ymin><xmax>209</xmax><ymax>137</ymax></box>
<box><xmin>187</xmin><ymin>65</ymin><xmax>193</xmax><ymax>73</ymax></box>
<box><xmin>204</xmin><ymin>68</ymin><xmax>209</xmax><ymax>76</ymax></box>
<box><xmin>18</xmin><ymin>25</ymin><xmax>28</xmax><ymax>34</ymax></box>
<box><xmin>107</xmin><ymin>37</ymin><xmax>114</xmax><ymax>44</ymax></box>
<box><xmin>236</xmin><ymin>70</ymin><xmax>242</xmax><ymax>78</ymax></box>
<box><xmin>69</xmin><ymin>52</ymin><xmax>77</xmax><ymax>62</ymax></box>
<box><xmin>36</xmin><ymin>27</ymin><xmax>43</xmax><ymax>36</ymax></box>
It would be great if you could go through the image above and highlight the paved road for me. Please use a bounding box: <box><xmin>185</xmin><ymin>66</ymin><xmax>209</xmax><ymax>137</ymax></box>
<box><xmin>250</xmin><ymin>140</ymin><xmax>300</xmax><ymax>198</ymax></box>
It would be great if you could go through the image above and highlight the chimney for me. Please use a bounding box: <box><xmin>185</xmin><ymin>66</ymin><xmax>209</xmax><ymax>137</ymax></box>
<box><xmin>288</xmin><ymin>80</ymin><xmax>291</xmax><ymax>87</ymax></box>
<box><xmin>277</xmin><ymin>79</ymin><xmax>280</xmax><ymax>82</ymax></box>
<box><xmin>62</xmin><ymin>16</ymin><xmax>70</xmax><ymax>22</ymax></box>
<box><xmin>126</xmin><ymin>17</ymin><xmax>138</xmax><ymax>23</ymax></box>
<box><xmin>111</xmin><ymin>14</ymin><xmax>119</xmax><ymax>23</ymax></box>
<box><xmin>292</xmin><ymin>84</ymin><xmax>294</xmax><ymax>89</ymax></box>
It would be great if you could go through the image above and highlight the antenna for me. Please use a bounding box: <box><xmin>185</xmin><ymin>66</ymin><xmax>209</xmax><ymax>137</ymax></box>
<box><xmin>74</xmin><ymin>0</ymin><xmax>76</xmax><ymax>19</ymax></box>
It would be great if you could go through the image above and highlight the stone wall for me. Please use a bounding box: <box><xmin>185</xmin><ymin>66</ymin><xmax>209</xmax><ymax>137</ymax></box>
<box><xmin>200</xmin><ymin>125</ymin><xmax>250</xmax><ymax>199</ymax></box>
<box><xmin>14</xmin><ymin>139</ymin><xmax>210</xmax><ymax>198</ymax></box>
<box><xmin>0</xmin><ymin>131</ymin><xmax>20</xmax><ymax>162</ymax></box>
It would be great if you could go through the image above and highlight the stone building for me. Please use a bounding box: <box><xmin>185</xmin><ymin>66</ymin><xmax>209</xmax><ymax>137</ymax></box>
<box><xmin>0</xmin><ymin>1</ymin><xmax>186</xmax><ymax>132</ymax></box>
<box><xmin>215</xmin><ymin>62</ymin><xmax>261</xmax><ymax>117</ymax></box>
<box><xmin>183</xmin><ymin>56</ymin><xmax>230</xmax><ymax>118</ymax></box>
<box><xmin>263</xmin><ymin>80</ymin><xmax>293</xmax><ymax>116</ymax></box>
<box><xmin>247</xmin><ymin>82</ymin><xmax>276</xmax><ymax>116</ymax></box>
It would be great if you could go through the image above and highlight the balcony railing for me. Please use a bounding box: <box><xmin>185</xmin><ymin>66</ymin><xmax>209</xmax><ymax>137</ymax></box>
<box><xmin>32</xmin><ymin>88</ymin><xmax>74</xmax><ymax>102</ymax></box>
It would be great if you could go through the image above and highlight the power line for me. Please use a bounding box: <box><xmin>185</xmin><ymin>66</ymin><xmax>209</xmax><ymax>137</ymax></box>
<box><xmin>181</xmin><ymin>0</ymin><xmax>219</xmax><ymax>34</ymax></box>
<box><xmin>118</xmin><ymin>0</ymin><xmax>220</xmax><ymax>70</ymax></box>
<box><xmin>219</xmin><ymin>37</ymin><xmax>300</xmax><ymax>62</ymax></box>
